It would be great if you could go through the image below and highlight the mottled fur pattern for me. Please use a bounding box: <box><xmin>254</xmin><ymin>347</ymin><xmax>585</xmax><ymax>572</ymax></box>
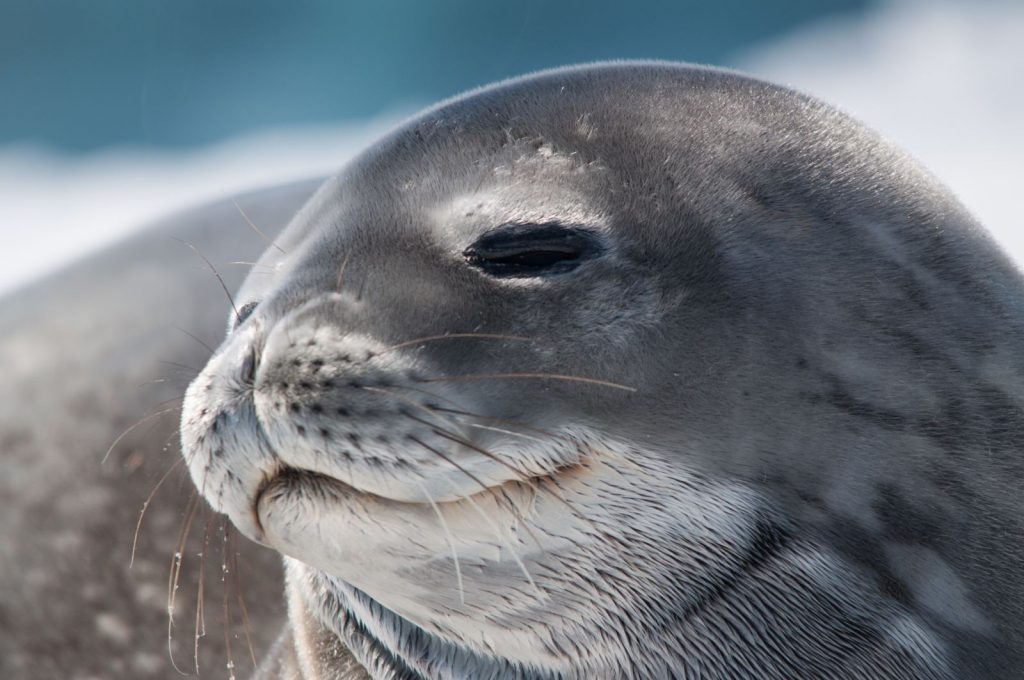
<box><xmin>181</xmin><ymin>63</ymin><xmax>1024</xmax><ymax>678</ymax></box>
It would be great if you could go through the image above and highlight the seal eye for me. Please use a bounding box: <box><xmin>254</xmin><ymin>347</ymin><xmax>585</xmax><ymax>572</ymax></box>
<box><xmin>463</xmin><ymin>223</ymin><xmax>603</xmax><ymax>278</ymax></box>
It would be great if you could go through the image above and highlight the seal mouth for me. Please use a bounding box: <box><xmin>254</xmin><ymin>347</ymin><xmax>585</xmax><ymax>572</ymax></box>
<box><xmin>251</xmin><ymin>454</ymin><xmax>584</xmax><ymax>540</ymax></box>
<box><xmin>252</xmin><ymin>465</ymin><xmax>360</xmax><ymax>538</ymax></box>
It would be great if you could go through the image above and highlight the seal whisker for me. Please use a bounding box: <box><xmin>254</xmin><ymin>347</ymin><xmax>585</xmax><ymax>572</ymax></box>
<box><xmin>102</xmin><ymin>405</ymin><xmax>182</xmax><ymax>464</ymax></box>
<box><xmin>157</xmin><ymin>359</ymin><xmax>202</xmax><ymax>375</ymax></box>
<box><xmin>406</xmin><ymin>435</ymin><xmax>515</xmax><ymax>513</ymax></box>
<box><xmin>440</xmin><ymin>477</ymin><xmax>545</xmax><ymax>601</ymax></box>
<box><xmin>362</xmin><ymin>385</ymin><xmax>547</xmax><ymax>550</ymax></box>
<box><xmin>131</xmin><ymin>456</ymin><xmax>185</xmax><ymax>568</ymax></box>
<box><xmin>376</xmin><ymin>332</ymin><xmax>533</xmax><ymax>355</ymax></box>
<box><xmin>194</xmin><ymin>506</ymin><xmax>214</xmax><ymax>673</ymax></box>
<box><xmin>220</xmin><ymin>519</ymin><xmax>239</xmax><ymax>680</ymax></box>
<box><xmin>171</xmin><ymin>325</ymin><xmax>217</xmax><ymax>357</ymax></box>
<box><xmin>421</xmin><ymin>372</ymin><xmax>637</xmax><ymax>392</ymax></box>
<box><xmin>419</xmin><ymin>411</ymin><xmax>616</xmax><ymax>555</ymax></box>
<box><xmin>373</xmin><ymin>386</ymin><xmax>562</xmax><ymax>443</ymax></box>
<box><xmin>224</xmin><ymin>260</ymin><xmax>278</xmax><ymax>272</ymax></box>
<box><xmin>233</xmin><ymin>198</ymin><xmax>286</xmax><ymax>255</ymax></box>
<box><xmin>137</xmin><ymin>377</ymin><xmax>191</xmax><ymax>390</ymax></box>
<box><xmin>463</xmin><ymin>422</ymin><xmax>549</xmax><ymax>445</ymax></box>
<box><xmin>427</xmin><ymin>404</ymin><xmax>567</xmax><ymax>440</ymax></box>
<box><xmin>409</xmin><ymin>435</ymin><xmax>546</xmax><ymax>600</ymax></box>
<box><xmin>383</xmin><ymin>391</ymin><xmax>591</xmax><ymax>554</ymax></box>
<box><xmin>355</xmin><ymin>268</ymin><xmax>369</xmax><ymax>302</ymax></box>
<box><xmin>335</xmin><ymin>250</ymin><xmax>353</xmax><ymax>293</ymax></box>
<box><xmin>415</xmin><ymin>480</ymin><xmax>466</xmax><ymax>605</ymax></box>
<box><xmin>231</xmin><ymin>543</ymin><xmax>260</xmax><ymax>670</ymax></box>
<box><xmin>167</xmin><ymin>492</ymin><xmax>200</xmax><ymax>676</ymax></box>
<box><xmin>171</xmin><ymin>236</ymin><xmax>243</xmax><ymax>324</ymax></box>
<box><xmin>406</xmin><ymin>428</ymin><xmax>550</xmax><ymax>554</ymax></box>
<box><xmin>362</xmin><ymin>385</ymin><xmax>533</xmax><ymax>482</ymax></box>
<box><xmin>145</xmin><ymin>394</ymin><xmax>189</xmax><ymax>411</ymax></box>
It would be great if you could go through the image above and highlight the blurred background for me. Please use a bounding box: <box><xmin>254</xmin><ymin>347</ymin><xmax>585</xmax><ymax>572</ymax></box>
<box><xmin>3</xmin><ymin>0</ymin><xmax>1022</xmax><ymax>295</ymax></box>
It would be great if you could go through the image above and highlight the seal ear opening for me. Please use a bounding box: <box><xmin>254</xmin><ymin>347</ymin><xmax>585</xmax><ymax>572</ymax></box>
<box><xmin>463</xmin><ymin>222</ymin><xmax>604</xmax><ymax>278</ymax></box>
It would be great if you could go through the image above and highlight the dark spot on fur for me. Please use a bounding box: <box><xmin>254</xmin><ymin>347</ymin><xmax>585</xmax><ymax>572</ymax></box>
<box><xmin>296</xmin><ymin>425</ymin><xmax>307</xmax><ymax>437</ymax></box>
<box><xmin>310</xmin><ymin>403</ymin><xmax>324</xmax><ymax>414</ymax></box>
<box><xmin>873</xmin><ymin>484</ymin><xmax>944</xmax><ymax>546</ymax></box>
<box><xmin>816</xmin><ymin>374</ymin><xmax>907</xmax><ymax>430</ymax></box>
<box><xmin>795</xmin><ymin>357</ymin><xmax>808</xmax><ymax>369</ymax></box>
<box><xmin>336</xmin><ymin>407</ymin><xmax>349</xmax><ymax>417</ymax></box>
<box><xmin>911</xmin><ymin>384</ymin><xmax>1024</xmax><ymax>459</ymax></box>
<box><xmin>824</xmin><ymin>512</ymin><xmax>912</xmax><ymax>607</ymax></box>
<box><xmin>926</xmin><ymin>464</ymin><xmax>977</xmax><ymax>504</ymax></box>
<box><xmin>290</xmin><ymin>402</ymin><xmax>301</xmax><ymax>413</ymax></box>
<box><xmin>319</xmin><ymin>428</ymin><xmax>331</xmax><ymax>439</ymax></box>
<box><xmin>887</xmin><ymin>328</ymin><xmax>945</xmax><ymax>364</ymax></box>
<box><xmin>299</xmin><ymin>381</ymin><xmax>313</xmax><ymax>390</ymax></box>
<box><xmin>676</xmin><ymin>519</ymin><xmax>791</xmax><ymax>623</ymax></box>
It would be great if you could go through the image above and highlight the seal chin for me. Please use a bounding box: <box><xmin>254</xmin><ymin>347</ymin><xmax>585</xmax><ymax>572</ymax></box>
<box><xmin>253</xmin><ymin>466</ymin><xmax>367</xmax><ymax>532</ymax></box>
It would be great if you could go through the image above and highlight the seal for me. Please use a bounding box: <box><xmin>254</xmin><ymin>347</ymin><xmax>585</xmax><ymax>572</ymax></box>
<box><xmin>0</xmin><ymin>180</ymin><xmax>323</xmax><ymax>678</ymax></box>
<box><xmin>180</xmin><ymin>63</ymin><xmax>1024</xmax><ymax>678</ymax></box>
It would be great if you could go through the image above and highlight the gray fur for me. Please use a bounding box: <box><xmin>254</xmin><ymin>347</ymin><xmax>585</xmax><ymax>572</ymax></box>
<box><xmin>177</xmin><ymin>63</ymin><xmax>1023</xmax><ymax>678</ymax></box>
<box><xmin>0</xmin><ymin>181</ymin><xmax>320</xmax><ymax>678</ymax></box>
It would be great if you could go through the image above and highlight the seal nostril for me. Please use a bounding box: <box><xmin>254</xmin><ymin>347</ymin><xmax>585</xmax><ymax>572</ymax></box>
<box><xmin>240</xmin><ymin>347</ymin><xmax>257</xmax><ymax>384</ymax></box>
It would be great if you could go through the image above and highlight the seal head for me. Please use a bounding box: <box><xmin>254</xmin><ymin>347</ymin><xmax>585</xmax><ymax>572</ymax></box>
<box><xmin>181</xmin><ymin>63</ymin><xmax>1024</xmax><ymax>678</ymax></box>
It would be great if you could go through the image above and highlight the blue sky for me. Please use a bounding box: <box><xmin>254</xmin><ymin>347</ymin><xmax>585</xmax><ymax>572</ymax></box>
<box><xmin>2</xmin><ymin>0</ymin><xmax>1021</xmax><ymax>294</ymax></box>
<box><xmin>2</xmin><ymin>0</ymin><xmax>865</xmax><ymax>151</ymax></box>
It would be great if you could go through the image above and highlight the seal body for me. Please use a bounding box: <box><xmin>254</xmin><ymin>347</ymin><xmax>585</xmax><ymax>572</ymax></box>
<box><xmin>0</xmin><ymin>181</ymin><xmax>323</xmax><ymax>678</ymax></box>
<box><xmin>180</xmin><ymin>63</ymin><xmax>1024</xmax><ymax>678</ymax></box>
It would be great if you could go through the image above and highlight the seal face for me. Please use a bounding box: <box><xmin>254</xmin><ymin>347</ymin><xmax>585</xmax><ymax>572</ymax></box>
<box><xmin>181</xmin><ymin>63</ymin><xmax>1024</xmax><ymax>678</ymax></box>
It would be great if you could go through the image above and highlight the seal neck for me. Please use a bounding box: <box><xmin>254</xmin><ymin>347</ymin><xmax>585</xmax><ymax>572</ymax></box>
<box><xmin>296</xmin><ymin>568</ymin><xmax>550</xmax><ymax>680</ymax></box>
